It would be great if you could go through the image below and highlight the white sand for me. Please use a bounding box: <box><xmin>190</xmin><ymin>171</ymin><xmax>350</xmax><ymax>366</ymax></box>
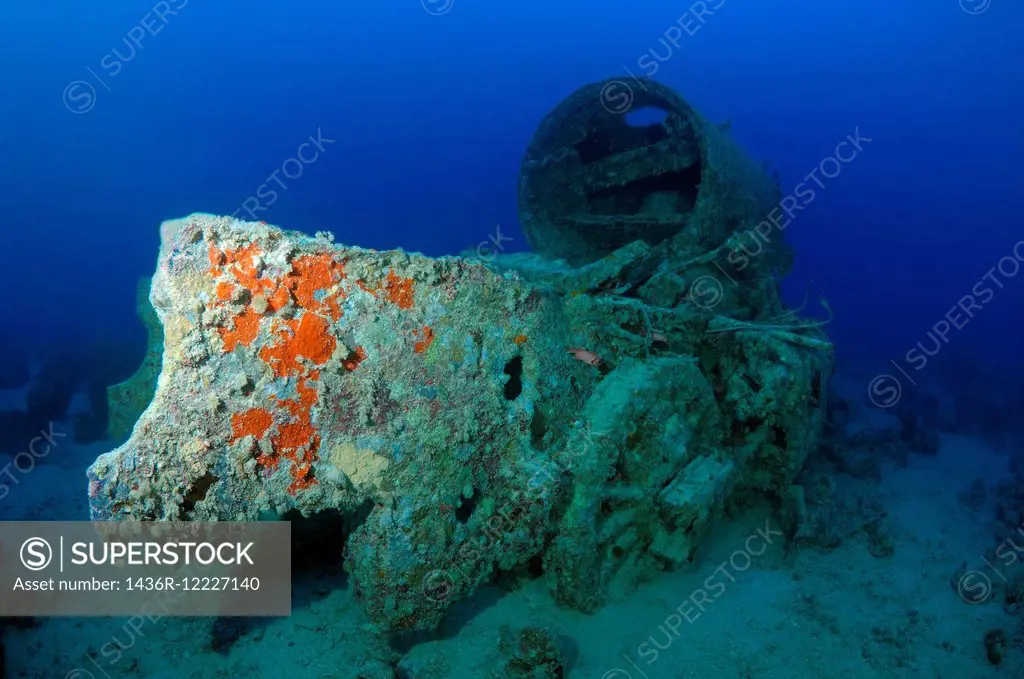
<box><xmin>2</xmin><ymin>421</ymin><xmax>1018</xmax><ymax>678</ymax></box>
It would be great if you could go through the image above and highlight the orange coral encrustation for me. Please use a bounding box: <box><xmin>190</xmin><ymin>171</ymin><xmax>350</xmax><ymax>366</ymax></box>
<box><xmin>384</xmin><ymin>270</ymin><xmax>415</xmax><ymax>309</ymax></box>
<box><xmin>259</xmin><ymin>313</ymin><xmax>337</xmax><ymax>378</ymax></box>
<box><xmin>268</xmin><ymin>373</ymin><xmax>321</xmax><ymax>493</ymax></box>
<box><xmin>288</xmin><ymin>254</ymin><xmax>345</xmax><ymax>320</ymax></box>
<box><xmin>209</xmin><ymin>241</ymin><xmax>432</xmax><ymax>495</ymax></box>
<box><xmin>413</xmin><ymin>326</ymin><xmax>434</xmax><ymax>354</ymax></box>
<box><xmin>230</xmin><ymin>408</ymin><xmax>274</xmax><ymax>441</ymax></box>
<box><xmin>220</xmin><ymin>308</ymin><xmax>262</xmax><ymax>352</ymax></box>
<box><xmin>210</xmin><ymin>242</ymin><xmax>351</xmax><ymax>495</ymax></box>
<box><xmin>344</xmin><ymin>346</ymin><xmax>367</xmax><ymax>371</ymax></box>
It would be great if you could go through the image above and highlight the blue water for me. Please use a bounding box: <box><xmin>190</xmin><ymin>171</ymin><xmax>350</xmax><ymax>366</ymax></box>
<box><xmin>1</xmin><ymin>1</ymin><xmax>1023</xmax><ymax>677</ymax></box>
<box><xmin>0</xmin><ymin>0</ymin><xmax>1018</xmax><ymax>366</ymax></box>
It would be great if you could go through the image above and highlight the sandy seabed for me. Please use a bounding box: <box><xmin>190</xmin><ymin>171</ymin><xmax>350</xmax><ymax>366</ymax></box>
<box><xmin>1</xmin><ymin>392</ymin><xmax>1018</xmax><ymax>679</ymax></box>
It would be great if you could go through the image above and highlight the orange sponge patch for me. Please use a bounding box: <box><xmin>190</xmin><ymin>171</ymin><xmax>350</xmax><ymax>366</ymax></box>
<box><xmin>259</xmin><ymin>313</ymin><xmax>337</xmax><ymax>378</ymax></box>
<box><xmin>215</xmin><ymin>243</ymin><xmax>265</xmax><ymax>292</ymax></box>
<box><xmin>266</xmin><ymin>375</ymin><xmax>322</xmax><ymax>494</ymax></box>
<box><xmin>343</xmin><ymin>346</ymin><xmax>367</xmax><ymax>371</ymax></box>
<box><xmin>230</xmin><ymin>408</ymin><xmax>274</xmax><ymax>442</ymax></box>
<box><xmin>216</xmin><ymin>281</ymin><xmax>236</xmax><ymax>301</ymax></box>
<box><xmin>206</xmin><ymin>239</ymin><xmax>372</xmax><ymax>496</ymax></box>
<box><xmin>384</xmin><ymin>270</ymin><xmax>415</xmax><ymax>310</ymax></box>
<box><xmin>209</xmin><ymin>244</ymin><xmax>292</xmax><ymax>313</ymax></box>
<box><xmin>287</xmin><ymin>254</ymin><xmax>346</xmax><ymax>320</ymax></box>
<box><xmin>413</xmin><ymin>326</ymin><xmax>434</xmax><ymax>354</ymax></box>
<box><xmin>219</xmin><ymin>308</ymin><xmax>262</xmax><ymax>351</ymax></box>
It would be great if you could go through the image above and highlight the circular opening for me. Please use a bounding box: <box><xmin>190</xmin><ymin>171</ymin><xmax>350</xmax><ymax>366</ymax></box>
<box><xmin>519</xmin><ymin>79</ymin><xmax>705</xmax><ymax>265</ymax></box>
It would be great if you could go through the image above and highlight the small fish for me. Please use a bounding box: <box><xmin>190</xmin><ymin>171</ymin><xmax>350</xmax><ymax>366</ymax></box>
<box><xmin>651</xmin><ymin>332</ymin><xmax>668</xmax><ymax>344</ymax></box>
<box><xmin>567</xmin><ymin>347</ymin><xmax>603</xmax><ymax>367</ymax></box>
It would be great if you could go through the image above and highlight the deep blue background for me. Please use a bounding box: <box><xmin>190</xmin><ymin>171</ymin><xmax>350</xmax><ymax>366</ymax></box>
<box><xmin>1</xmin><ymin>0</ymin><xmax>1020</xmax><ymax>385</ymax></box>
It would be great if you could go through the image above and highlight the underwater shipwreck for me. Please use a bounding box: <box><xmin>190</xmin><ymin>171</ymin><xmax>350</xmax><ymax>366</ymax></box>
<box><xmin>88</xmin><ymin>77</ymin><xmax>833</xmax><ymax>667</ymax></box>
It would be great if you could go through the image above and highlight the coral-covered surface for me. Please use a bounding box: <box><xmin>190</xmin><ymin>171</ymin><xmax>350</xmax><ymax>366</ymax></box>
<box><xmin>88</xmin><ymin>210</ymin><xmax>830</xmax><ymax>633</ymax></box>
<box><xmin>88</xmin><ymin>214</ymin><xmax>578</xmax><ymax>511</ymax></box>
<box><xmin>88</xmin><ymin>213</ymin><xmax>587</xmax><ymax>630</ymax></box>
